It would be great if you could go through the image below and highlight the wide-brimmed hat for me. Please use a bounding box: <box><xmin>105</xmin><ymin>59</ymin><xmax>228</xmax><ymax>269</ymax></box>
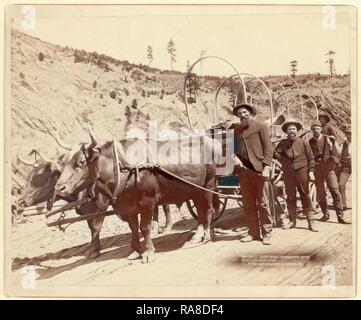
<box><xmin>318</xmin><ymin>113</ymin><xmax>331</xmax><ymax>123</ymax></box>
<box><xmin>232</xmin><ymin>103</ymin><xmax>256</xmax><ymax>117</ymax></box>
<box><xmin>281</xmin><ymin>118</ymin><xmax>303</xmax><ymax>133</ymax></box>
<box><xmin>311</xmin><ymin>120</ymin><xmax>322</xmax><ymax>128</ymax></box>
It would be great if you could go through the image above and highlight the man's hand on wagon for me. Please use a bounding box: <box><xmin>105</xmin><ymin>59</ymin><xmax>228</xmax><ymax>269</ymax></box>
<box><xmin>233</xmin><ymin>155</ymin><xmax>244</xmax><ymax>168</ymax></box>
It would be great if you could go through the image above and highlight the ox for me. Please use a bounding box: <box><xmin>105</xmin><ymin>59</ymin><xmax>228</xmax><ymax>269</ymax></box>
<box><xmin>17</xmin><ymin>154</ymin><xmax>110</xmax><ymax>258</ymax></box>
<box><xmin>54</xmin><ymin>132</ymin><xmax>222</xmax><ymax>263</ymax></box>
<box><xmin>17</xmin><ymin>150</ymin><xmax>173</xmax><ymax>259</ymax></box>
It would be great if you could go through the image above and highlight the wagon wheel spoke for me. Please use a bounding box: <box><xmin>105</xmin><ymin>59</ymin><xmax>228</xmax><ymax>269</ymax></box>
<box><xmin>233</xmin><ymin>186</ymin><xmax>242</xmax><ymax>207</ymax></box>
<box><xmin>271</xmin><ymin>159</ymin><xmax>283</xmax><ymax>185</ymax></box>
<box><xmin>309</xmin><ymin>182</ymin><xmax>319</xmax><ymax>210</ymax></box>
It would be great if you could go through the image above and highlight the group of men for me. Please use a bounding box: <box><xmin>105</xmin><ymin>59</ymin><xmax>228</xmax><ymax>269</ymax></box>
<box><xmin>231</xmin><ymin>103</ymin><xmax>352</xmax><ymax>245</ymax></box>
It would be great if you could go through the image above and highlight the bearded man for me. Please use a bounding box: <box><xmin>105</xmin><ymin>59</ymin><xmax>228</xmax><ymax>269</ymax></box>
<box><xmin>233</xmin><ymin>103</ymin><xmax>273</xmax><ymax>245</ymax></box>
<box><xmin>274</xmin><ymin>119</ymin><xmax>318</xmax><ymax>232</ymax></box>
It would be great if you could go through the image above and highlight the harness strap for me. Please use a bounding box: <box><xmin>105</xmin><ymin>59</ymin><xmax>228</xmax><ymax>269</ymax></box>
<box><xmin>156</xmin><ymin>166</ymin><xmax>241</xmax><ymax>199</ymax></box>
<box><xmin>110</xmin><ymin>138</ymin><xmax>242</xmax><ymax>200</ymax></box>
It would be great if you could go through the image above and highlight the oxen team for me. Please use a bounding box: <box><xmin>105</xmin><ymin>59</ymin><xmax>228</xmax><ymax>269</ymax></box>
<box><xmin>17</xmin><ymin>130</ymin><xmax>222</xmax><ymax>263</ymax></box>
<box><xmin>15</xmin><ymin>103</ymin><xmax>352</xmax><ymax>263</ymax></box>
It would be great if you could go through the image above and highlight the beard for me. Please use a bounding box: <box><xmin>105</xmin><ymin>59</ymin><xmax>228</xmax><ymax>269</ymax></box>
<box><xmin>285</xmin><ymin>133</ymin><xmax>296</xmax><ymax>149</ymax></box>
<box><xmin>239</xmin><ymin>117</ymin><xmax>250</xmax><ymax>131</ymax></box>
<box><xmin>288</xmin><ymin>133</ymin><xmax>296</xmax><ymax>141</ymax></box>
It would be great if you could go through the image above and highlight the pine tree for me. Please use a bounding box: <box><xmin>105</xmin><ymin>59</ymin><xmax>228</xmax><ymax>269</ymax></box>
<box><xmin>325</xmin><ymin>50</ymin><xmax>336</xmax><ymax>78</ymax></box>
<box><xmin>186</xmin><ymin>62</ymin><xmax>200</xmax><ymax>104</ymax></box>
<box><xmin>146</xmin><ymin>45</ymin><xmax>153</xmax><ymax>67</ymax></box>
<box><xmin>167</xmin><ymin>38</ymin><xmax>176</xmax><ymax>71</ymax></box>
<box><xmin>290</xmin><ymin>60</ymin><xmax>298</xmax><ymax>79</ymax></box>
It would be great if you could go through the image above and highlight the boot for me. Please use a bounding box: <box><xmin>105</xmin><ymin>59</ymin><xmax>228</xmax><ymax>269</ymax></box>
<box><xmin>307</xmin><ymin>219</ymin><xmax>319</xmax><ymax>232</ymax></box>
<box><xmin>336</xmin><ymin>211</ymin><xmax>351</xmax><ymax>224</ymax></box>
<box><xmin>262</xmin><ymin>233</ymin><xmax>271</xmax><ymax>245</ymax></box>
<box><xmin>306</xmin><ymin>211</ymin><xmax>318</xmax><ymax>232</ymax></box>
<box><xmin>319</xmin><ymin>202</ymin><xmax>330</xmax><ymax>221</ymax></box>
<box><xmin>319</xmin><ymin>213</ymin><xmax>330</xmax><ymax>221</ymax></box>
<box><xmin>240</xmin><ymin>234</ymin><xmax>254</xmax><ymax>242</ymax></box>
<box><xmin>282</xmin><ymin>218</ymin><xmax>296</xmax><ymax>229</ymax></box>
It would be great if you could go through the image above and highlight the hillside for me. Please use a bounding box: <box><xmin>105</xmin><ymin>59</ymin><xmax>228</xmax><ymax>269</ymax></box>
<box><xmin>10</xmin><ymin>29</ymin><xmax>351</xmax><ymax>164</ymax></box>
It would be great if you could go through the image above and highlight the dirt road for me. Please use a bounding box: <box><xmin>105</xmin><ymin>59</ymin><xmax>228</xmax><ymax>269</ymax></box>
<box><xmin>10</xmin><ymin>182</ymin><xmax>353</xmax><ymax>297</ymax></box>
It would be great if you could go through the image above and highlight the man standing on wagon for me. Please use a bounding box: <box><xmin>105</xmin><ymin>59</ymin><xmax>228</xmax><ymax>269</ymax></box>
<box><xmin>232</xmin><ymin>103</ymin><xmax>273</xmax><ymax>245</ymax></box>
<box><xmin>309</xmin><ymin>121</ymin><xmax>350</xmax><ymax>224</ymax></box>
<box><xmin>274</xmin><ymin>119</ymin><xmax>318</xmax><ymax>232</ymax></box>
<box><xmin>318</xmin><ymin>112</ymin><xmax>337</xmax><ymax>140</ymax></box>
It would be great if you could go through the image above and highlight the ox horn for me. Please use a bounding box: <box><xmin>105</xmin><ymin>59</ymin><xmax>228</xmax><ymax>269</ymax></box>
<box><xmin>29</xmin><ymin>149</ymin><xmax>53</xmax><ymax>164</ymax></box>
<box><xmin>87</xmin><ymin>125</ymin><xmax>98</xmax><ymax>150</ymax></box>
<box><xmin>17</xmin><ymin>154</ymin><xmax>34</xmax><ymax>166</ymax></box>
<box><xmin>50</xmin><ymin>132</ymin><xmax>72</xmax><ymax>151</ymax></box>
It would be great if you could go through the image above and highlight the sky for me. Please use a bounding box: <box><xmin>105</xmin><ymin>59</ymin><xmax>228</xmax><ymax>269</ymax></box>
<box><xmin>9</xmin><ymin>4</ymin><xmax>355</xmax><ymax>77</ymax></box>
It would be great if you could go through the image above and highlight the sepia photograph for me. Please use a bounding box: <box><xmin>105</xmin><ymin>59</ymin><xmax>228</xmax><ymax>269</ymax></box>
<box><xmin>2</xmin><ymin>2</ymin><xmax>357</xmax><ymax>298</ymax></box>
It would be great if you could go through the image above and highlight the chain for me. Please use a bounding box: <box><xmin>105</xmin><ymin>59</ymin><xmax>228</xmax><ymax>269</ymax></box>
<box><xmin>58</xmin><ymin>212</ymin><xmax>66</xmax><ymax>232</ymax></box>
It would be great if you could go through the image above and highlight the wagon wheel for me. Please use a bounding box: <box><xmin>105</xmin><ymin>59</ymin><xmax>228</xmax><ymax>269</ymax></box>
<box><xmin>186</xmin><ymin>197</ymin><xmax>228</xmax><ymax>223</ymax></box>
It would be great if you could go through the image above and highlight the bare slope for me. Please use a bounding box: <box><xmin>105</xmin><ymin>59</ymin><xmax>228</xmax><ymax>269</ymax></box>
<box><xmin>11</xmin><ymin>29</ymin><xmax>351</xmax><ymax>163</ymax></box>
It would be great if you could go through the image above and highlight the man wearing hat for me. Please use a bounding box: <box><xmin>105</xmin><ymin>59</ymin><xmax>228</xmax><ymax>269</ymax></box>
<box><xmin>232</xmin><ymin>103</ymin><xmax>273</xmax><ymax>245</ymax></box>
<box><xmin>318</xmin><ymin>112</ymin><xmax>337</xmax><ymax>140</ymax></box>
<box><xmin>338</xmin><ymin>129</ymin><xmax>352</xmax><ymax>210</ymax></box>
<box><xmin>309</xmin><ymin>121</ymin><xmax>350</xmax><ymax>224</ymax></box>
<box><xmin>274</xmin><ymin>119</ymin><xmax>318</xmax><ymax>232</ymax></box>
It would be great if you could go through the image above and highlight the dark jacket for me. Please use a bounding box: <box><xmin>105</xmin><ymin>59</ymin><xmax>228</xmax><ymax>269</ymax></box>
<box><xmin>274</xmin><ymin>137</ymin><xmax>315</xmax><ymax>172</ymax></box>
<box><xmin>309</xmin><ymin>134</ymin><xmax>340</xmax><ymax>165</ymax></box>
<box><xmin>234</xmin><ymin>120</ymin><xmax>273</xmax><ymax>172</ymax></box>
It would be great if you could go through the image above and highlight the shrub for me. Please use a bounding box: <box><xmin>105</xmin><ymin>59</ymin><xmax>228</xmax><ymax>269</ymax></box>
<box><xmin>131</xmin><ymin>99</ymin><xmax>138</xmax><ymax>109</ymax></box>
<box><xmin>19</xmin><ymin>72</ymin><xmax>25</xmax><ymax>80</ymax></box>
<box><xmin>74</xmin><ymin>52</ymin><xmax>86</xmax><ymax>63</ymax></box>
<box><xmin>125</xmin><ymin>105</ymin><xmax>131</xmax><ymax>118</ymax></box>
<box><xmin>130</xmin><ymin>69</ymin><xmax>145</xmax><ymax>81</ymax></box>
<box><xmin>110</xmin><ymin>90</ymin><xmax>116</xmax><ymax>99</ymax></box>
<box><xmin>38</xmin><ymin>52</ymin><xmax>44</xmax><ymax>61</ymax></box>
<box><xmin>93</xmin><ymin>80</ymin><xmax>97</xmax><ymax>88</ymax></box>
<box><xmin>118</xmin><ymin>98</ymin><xmax>123</xmax><ymax>104</ymax></box>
